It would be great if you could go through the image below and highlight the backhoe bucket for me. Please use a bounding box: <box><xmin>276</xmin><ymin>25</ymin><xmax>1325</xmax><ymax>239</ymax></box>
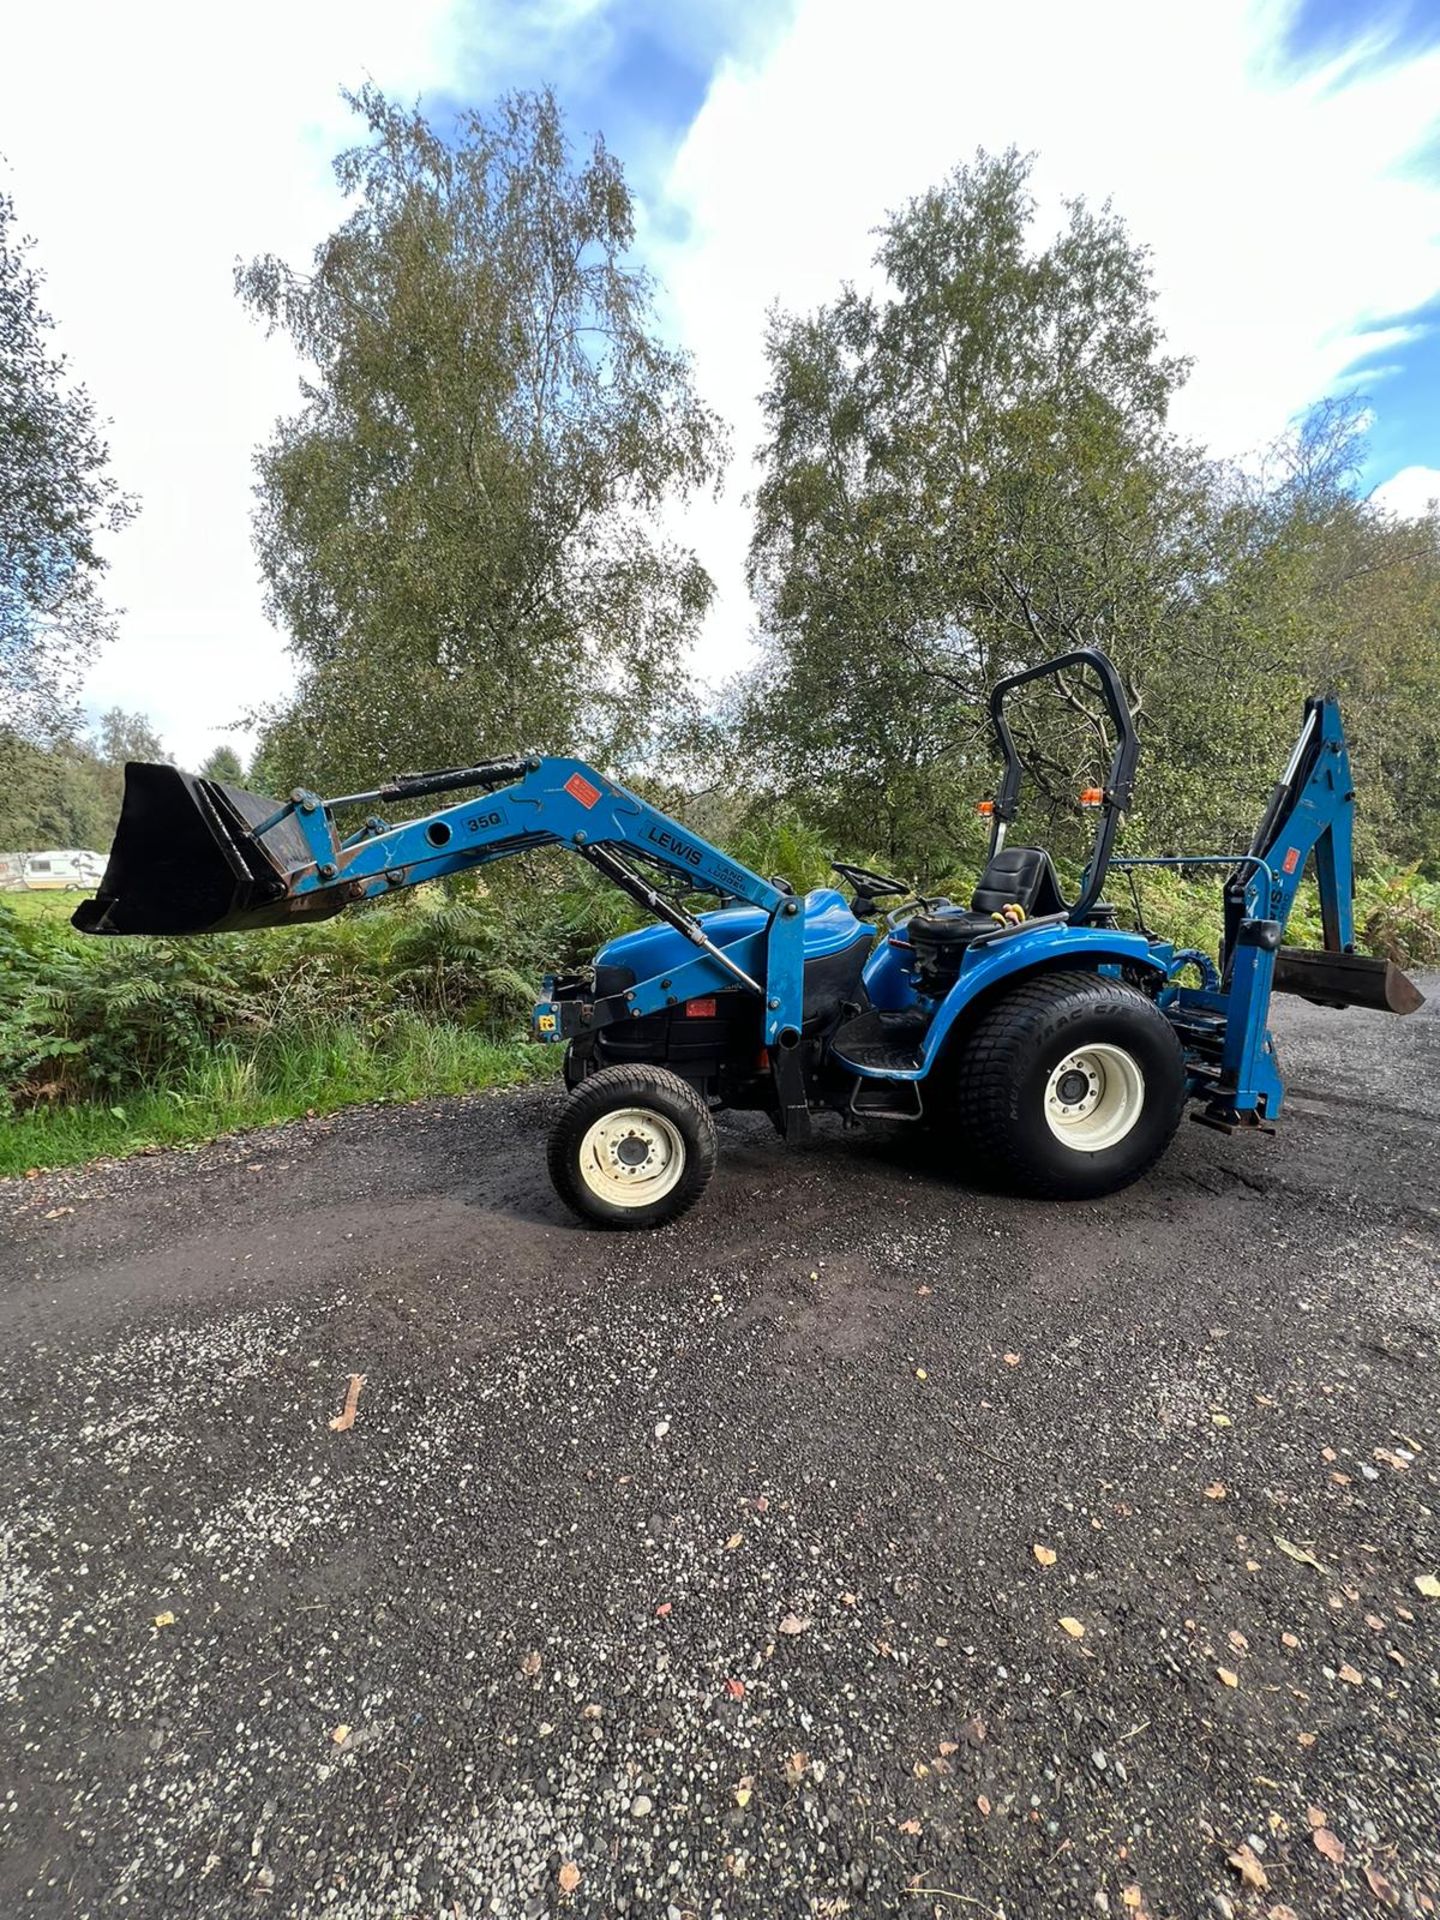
<box><xmin>1273</xmin><ymin>945</ymin><xmax>1425</xmax><ymax>1016</ymax></box>
<box><xmin>71</xmin><ymin>763</ymin><xmax>336</xmax><ymax>936</ymax></box>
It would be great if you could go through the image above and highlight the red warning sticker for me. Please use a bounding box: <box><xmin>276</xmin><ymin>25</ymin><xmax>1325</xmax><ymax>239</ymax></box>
<box><xmin>1282</xmin><ymin>847</ymin><xmax>1300</xmax><ymax>874</ymax></box>
<box><xmin>564</xmin><ymin>772</ymin><xmax>601</xmax><ymax>809</ymax></box>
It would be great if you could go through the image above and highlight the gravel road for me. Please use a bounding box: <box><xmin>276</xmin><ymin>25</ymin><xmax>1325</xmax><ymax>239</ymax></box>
<box><xmin>2</xmin><ymin>984</ymin><xmax>1438</xmax><ymax>1920</ymax></box>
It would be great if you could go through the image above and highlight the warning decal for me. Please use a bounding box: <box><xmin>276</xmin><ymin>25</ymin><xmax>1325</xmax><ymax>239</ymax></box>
<box><xmin>564</xmin><ymin>772</ymin><xmax>602</xmax><ymax>809</ymax></box>
<box><xmin>1282</xmin><ymin>847</ymin><xmax>1300</xmax><ymax>874</ymax></box>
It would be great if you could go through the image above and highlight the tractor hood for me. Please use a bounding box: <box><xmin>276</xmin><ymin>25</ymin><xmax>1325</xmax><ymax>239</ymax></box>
<box><xmin>595</xmin><ymin>887</ymin><xmax>866</xmax><ymax>981</ymax></box>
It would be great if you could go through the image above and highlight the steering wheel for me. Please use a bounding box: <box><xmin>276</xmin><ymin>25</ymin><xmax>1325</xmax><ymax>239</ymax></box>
<box><xmin>831</xmin><ymin>860</ymin><xmax>911</xmax><ymax>899</ymax></box>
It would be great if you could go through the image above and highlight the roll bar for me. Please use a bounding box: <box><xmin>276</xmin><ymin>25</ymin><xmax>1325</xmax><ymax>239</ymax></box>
<box><xmin>986</xmin><ymin>646</ymin><xmax>1140</xmax><ymax>923</ymax></box>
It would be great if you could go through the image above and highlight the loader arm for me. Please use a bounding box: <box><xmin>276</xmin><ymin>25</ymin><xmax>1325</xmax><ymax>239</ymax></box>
<box><xmin>72</xmin><ymin>755</ymin><xmax>810</xmax><ymax>1064</ymax></box>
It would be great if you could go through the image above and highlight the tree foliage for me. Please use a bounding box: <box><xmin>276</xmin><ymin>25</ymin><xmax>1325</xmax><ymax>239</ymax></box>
<box><xmin>0</xmin><ymin>186</ymin><xmax>136</xmax><ymax>743</ymax></box>
<box><xmin>239</xmin><ymin>86</ymin><xmax>726</xmax><ymax>793</ymax></box>
<box><xmin>737</xmin><ymin>150</ymin><xmax>1440</xmax><ymax>879</ymax></box>
<box><xmin>197</xmin><ymin>744</ymin><xmax>245</xmax><ymax>785</ymax></box>
<box><xmin>0</xmin><ymin>709</ymin><xmax>165</xmax><ymax>853</ymax></box>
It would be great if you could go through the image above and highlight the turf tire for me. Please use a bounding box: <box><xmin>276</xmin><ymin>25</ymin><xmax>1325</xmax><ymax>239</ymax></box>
<box><xmin>953</xmin><ymin>970</ymin><xmax>1185</xmax><ymax>1199</ymax></box>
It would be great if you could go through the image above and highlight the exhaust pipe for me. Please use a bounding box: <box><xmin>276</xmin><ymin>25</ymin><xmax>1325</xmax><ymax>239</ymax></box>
<box><xmin>71</xmin><ymin>764</ymin><xmax>346</xmax><ymax>936</ymax></box>
<box><xmin>1273</xmin><ymin>945</ymin><xmax>1425</xmax><ymax>1016</ymax></box>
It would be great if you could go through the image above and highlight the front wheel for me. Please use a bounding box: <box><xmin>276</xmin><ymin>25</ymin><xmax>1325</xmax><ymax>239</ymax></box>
<box><xmin>953</xmin><ymin>970</ymin><xmax>1185</xmax><ymax>1199</ymax></box>
<box><xmin>547</xmin><ymin>1064</ymin><xmax>718</xmax><ymax>1229</ymax></box>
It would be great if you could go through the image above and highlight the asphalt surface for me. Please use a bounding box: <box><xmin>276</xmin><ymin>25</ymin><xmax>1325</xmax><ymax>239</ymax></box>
<box><xmin>2</xmin><ymin>983</ymin><xmax>1438</xmax><ymax>1920</ymax></box>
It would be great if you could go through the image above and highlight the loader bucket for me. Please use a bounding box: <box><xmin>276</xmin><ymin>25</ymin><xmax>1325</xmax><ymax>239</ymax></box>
<box><xmin>1273</xmin><ymin>945</ymin><xmax>1425</xmax><ymax>1016</ymax></box>
<box><xmin>71</xmin><ymin>763</ymin><xmax>341</xmax><ymax>936</ymax></box>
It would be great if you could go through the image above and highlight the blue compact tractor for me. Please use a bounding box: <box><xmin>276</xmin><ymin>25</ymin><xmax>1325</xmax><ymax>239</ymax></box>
<box><xmin>76</xmin><ymin>647</ymin><xmax>1422</xmax><ymax>1228</ymax></box>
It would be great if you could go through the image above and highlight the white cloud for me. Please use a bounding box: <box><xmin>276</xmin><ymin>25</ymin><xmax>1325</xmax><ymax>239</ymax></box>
<box><xmin>1372</xmin><ymin>465</ymin><xmax>1440</xmax><ymax>518</ymax></box>
<box><xmin>654</xmin><ymin>0</ymin><xmax>1440</xmax><ymax>682</ymax></box>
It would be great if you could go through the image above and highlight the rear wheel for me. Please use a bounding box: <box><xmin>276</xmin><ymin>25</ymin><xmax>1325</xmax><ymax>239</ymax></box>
<box><xmin>548</xmin><ymin>1064</ymin><xmax>718</xmax><ymax>1230</ymax></box>
<box><xmin>953</xmin><ymin>970</ymin><xmax>1185</xmax><ymax>1199</ymax></box>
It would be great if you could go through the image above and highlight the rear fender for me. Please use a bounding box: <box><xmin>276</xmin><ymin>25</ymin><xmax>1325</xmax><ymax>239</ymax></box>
<box><xmin>908</xmin><ymin>924</ymin><xmax>1166</xmax><ymax>1082</ymax></box>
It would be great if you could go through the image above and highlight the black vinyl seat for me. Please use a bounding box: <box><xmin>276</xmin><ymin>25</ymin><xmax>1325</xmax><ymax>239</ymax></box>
<box><xmin>908</xmin><ymin>846</ymin><xmax>1068</xmax><ymax>950</ymax></box>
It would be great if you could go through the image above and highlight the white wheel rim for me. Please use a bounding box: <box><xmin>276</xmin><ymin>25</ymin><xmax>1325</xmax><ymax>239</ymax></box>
<box><xmin>1043</xmin><ymin>1044</ymin><xmax>1145</xmax><ymax>1153</ymax></box>
<box><xmin>577</xmin><ymin>1106</ymin><xmax>686</xmax><ymax>1208</ymax></box>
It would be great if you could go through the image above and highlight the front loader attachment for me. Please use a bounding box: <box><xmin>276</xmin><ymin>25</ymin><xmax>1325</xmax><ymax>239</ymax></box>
<box><xmin>71</xmin><ymin>763</ymin><xmax>337</xmax><ymax>935</ymax></box>
<box><xmin>1273</xmin><ymin>946</ymin><xmax>1425</xmax><ymax>1016</ymax></box>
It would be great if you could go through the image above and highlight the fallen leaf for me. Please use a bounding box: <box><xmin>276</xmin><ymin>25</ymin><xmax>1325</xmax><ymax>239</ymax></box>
<box><xmin>915</xmin><ymin>1368</ymin><xmax>928</xmax><ymax>1381</ymax></box>
<box><xmin>1364</xmin><ymin>1613</ymin><xmax>1385</xmax><ymax>1631</ymax></box>
<box><xmin>1306</xmin><ymin>1807</ymin><xmax>1327</xmax><ymax>1827</ymax></box>
<box><xmin>1059</xmin><ymin>1616</ymin><xmax>1085</xmax><ymax>1639</ymax></box>
<box><xmin>735</xmin><ymin>1778</ymin><xmax>753</xmax><ymax>1808</ymax></box>
<box><xmin>1387</xmin><ymin>1648</ymin><xmax>1407</xmax><ymax>1667</ymax></box>
<box><xmin>976</xmin><ymin>1794</ymin><xmax>991</xmax><ymax>1816</ymax></box>
<box><xmin>1297</xmin><ymin>1731</ymin><xmax>1317</xmax><ymax>1748</ymax></box>
<box><xmin>1313</xmin><ymin>1827</ymin><xmax>1345</xmax><ymax>1865</ymax></box>
<box><xmin>754</xmin><ymin>1494</ymin><xmax>769</xmax><ymax>1512</ymax></box>
<box><xmin>1331</xmin><ymin>1472</ymin><xmax>1352</xmax><ymax>1485</ymax></box>
<box><xmin>328</xmin><ymin>1372</ymin><xmax>366</xmax><ymax>1433</ymax></box>
<box><xmin>1228</xmin><ymin>1629</ymin><xmax>1249</xmax><ymax>1652</ymax></box>
<box><xmin>963</xmin><ymin>1715</ymin><xmax>987</xmax><ymax>1745</ymax></box>
<box><xmin>1414</xmin><ymin>1573</ymin><xmax>1440</xmax><ymax>1599</ymax></box>
<box><xmin>912</xmin><ymin>1760</ymin><xmax>930</xmax><ymax>1778</ymax></box>
<box><xmin>1227</xmin><ymin>1844</ymin><xmax>1269</xmax><ymax>1892</ymax></box>
<box><xmin>1337</xmin><ymin>1663</ymin><xmax>1363</xmax><ymax>1685</ymax></box>
<box><xmin>784</xmin><ymin>1751</ymin><xmax>809</xmax><ymax>1783</ymax></box>
<box><xmin>1121</xmin><ymin>1888</ymin><xmax>1143</xmax><ymax>1912</ymax></box>
<box><xmin>1212</xmin><ymin>1411</ymin><xmax>1233</xmax><ymax>1428</ymax></box>
<box><xmin>1321</xmin><ymin>1446</ymin><xmax>1337</xmax><ymax>1462</ymax></box>
<box><xmin>331</xmin><ymin>1724</ymin><xmax>351</xmax><ymax>1745</ymax></box>
<box><xmin>558</xmin><ymin>1863</ymin><xmax>581</xmax><ymax>1895</ymax></box>
<box><xmin>898</xmin><ymin>1818</ymin><xmax>922</xmax><ymax>1835</ymax></box>
<box><xmin>938</xmin><ymin>1740</ymin><xmax>959</xmax><ymax>1756</ymax></box>
<box><xmin>153</xmin><ymin>1610</ymin><xmax>175</xmax><ymax>1629</ymax></box>
<box><xmin>725</xmin><ymin>1533</ymin><xmax>743</xmax><ymax>1551</ymax></box>
<box><xmin>1274</xmin><ymin>1535</ymin><xmax>1327</xmax><ymax>1573</ymax></box>
<box><xmin>582</xmin><ymin>1703</ymin><xmax>602</xmax><ymax>1720</ymax></box>
<box><xmin>521</xmin><ymin>1651</ymin><xmax>541</xmax><ymax>1677</ymax></box>
<box><xmin>43</xmin><ymin>1206</ymin><xmax>74</xmax><ymax>1219</ymax></box>
<box><xmin>655</xmin><ymin>1602</ymin><xmax>672</xmax><ymax>1618</ymax></box>
<box><xmin>1003</xmin><ymin>1352</ymin><xmax>1021</xmax><ymax>1366</ymax></box>
<box><xmin>840</xmin><ymin>1591</ymin><xmax>857</xmax><ymax>1607</ymax></box>
<box><xmin>1033</xmin><ymin>1544</ymin><xmax>1057</xmax><ymax>1566</ymax></box>
<box><xmin>1365</xmin><ymin>1865</ymin><xmax>1399</xmax><ymax>1908</ymax></box>
<box><xmin>917</xmin><ymin>1284</ymin><xmax>932</xmax><ymax>1296</ymax></box>
<box><xmin>1217</xmin><ymin>1666</ymin><xmax>1239</xmax><ymax>1688</ymax></box>
<box><xmin>777</xmin><ymin>1612</ymin><xmax>811</xmax><ymax>1635</ymax></box>
<box><xmin>1268</xmin><ymin>1907</ymin><xmax>1301</xmax><ymax>1920</ymax></box>
<box><xmin>1282</xmin><ymin>1632</ymin><xmax>1300</xmax><ymax>1648</ymax></box>
<box><xmin>1205</xmin><ymin>1482</ymin><xmax>1227</xmax><ymax>1500</ymax></box>
<box><xmin>724</xmin><ymin>1678</ymin><xmax>746</xmax><ymax>1700</ymax></box>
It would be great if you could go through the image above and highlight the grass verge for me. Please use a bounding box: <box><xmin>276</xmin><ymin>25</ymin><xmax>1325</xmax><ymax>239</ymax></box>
<box><xmin>0</xmin><ymin>1014</ymin><xmax>550</xmax><ymax>1178</ymax></box>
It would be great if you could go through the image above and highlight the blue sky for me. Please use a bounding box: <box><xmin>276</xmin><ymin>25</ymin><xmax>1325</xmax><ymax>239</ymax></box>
<box><xmin>1</xmin><ymin>0</ymin><xmax>1436</xmax><ymax>763</ymax></box>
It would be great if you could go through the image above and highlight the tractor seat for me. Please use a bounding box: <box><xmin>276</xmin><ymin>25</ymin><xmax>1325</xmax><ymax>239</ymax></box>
<box><xmin>908</xmin><ymin>846</ymin><xmax>1068</xmax><ymax>950</ymax></box>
